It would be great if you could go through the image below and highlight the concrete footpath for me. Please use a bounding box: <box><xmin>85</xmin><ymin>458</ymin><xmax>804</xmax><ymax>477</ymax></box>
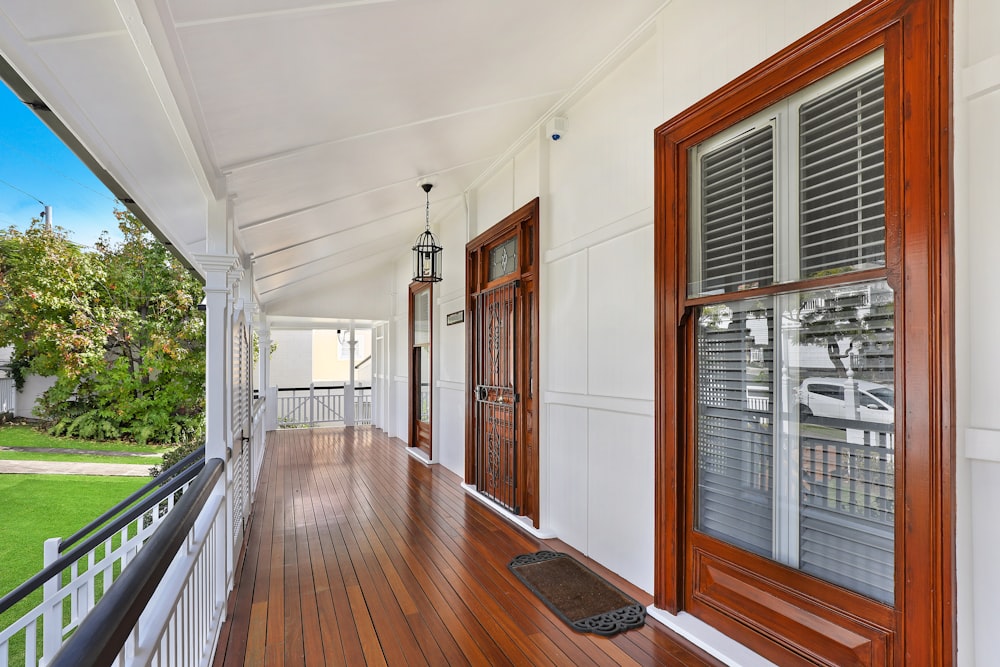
<box><xmin>0</xmin><ymin>460</ymin><xmax>152</xmax><ymax>476</ymax></box>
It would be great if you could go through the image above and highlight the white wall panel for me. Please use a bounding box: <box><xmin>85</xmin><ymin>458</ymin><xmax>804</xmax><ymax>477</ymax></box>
<box><xmin>437</xmin><ymin>204</ymin><xmax>467</xmax><ymax>296</ymax></box>
<box><xmin>546</xmin><ymin>252</ymin><xmax>589</xmax><ymax>394</ymax></box>
<box><xmin>436</xmin><ymin>385</ymin><xmax>465</xmax><ymax>475</ymax></box>
<box><xmin>474</xmin><ymin>161</ymin><xmax>516</xmax><ymax>237</ymax></box>
<box><xmin>966</xmin><ymin>0</ymin><xmax>1000</xmax><ymax>64</ymax></box>
<box><xmin>972</xmin><ymin>460</ymin><xmax>1000</xmax><ymax>663</ymax></box>
<box><xmin>438</xmin><ymin>294</ymin><xmax>466</xmax><ymax>385</ymax></box>
<box><xmin>659</xmin><ymin>1</ymin><xmax>853</xmax><ymax>120</ymax></box>
<box><xmin>966</xmin><ymin>90</ymin><xmax>1000</xmax><ymax>429</ymax></box>
<box><xmin>587</xmin><ymin>225</ymin><xmax>654</xmax><ymax>401</ymax></box>
<box><xmin>548</xmin><ymin>38</ymin><xmax>658</xmax><ymax>250</ymax></box>
<box><xmin>958</xmin><ymin>0</ymin><xmax>1000</xmax><ymax>660</ymax></box>
<box><xmin>547</xmin><ymin>404</ymin><xmax>589</xmax><ymax>551</ymax></box>
<box><xmin>587</xmin><ymin>409</ymin><xmax>655</xmax><ymax>593</ymax></box>
<box><xmin>514</xmin><ymin>139</ymin><xmax>541</xmax><ymax>208</ymax></box>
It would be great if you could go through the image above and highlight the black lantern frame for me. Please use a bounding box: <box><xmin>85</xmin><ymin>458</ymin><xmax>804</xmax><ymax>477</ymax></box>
<box><xmin>412</xmin><ymin>181</ymin><xmax>443</xmax><ymax>283</ymax></box>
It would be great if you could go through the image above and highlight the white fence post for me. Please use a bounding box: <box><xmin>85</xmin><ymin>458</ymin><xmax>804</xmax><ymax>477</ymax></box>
<box><xmin>41</xmin><ymin>537</ymin><xmax>62</xmax><ymax>662</ymax></box>
<box><xmin>265</xmin><ymin>386</ymin><xmax>278</xmax><ymax>431</ymax></box>
<box><xmin>345</xmin><ymin>384</ymin><xmax>355</xmax><ymax>426</ymax></box>
<box><xmin>309</xmin><ymin>383</ymin><xmax>315</xmax><ymax>427</ymax></box>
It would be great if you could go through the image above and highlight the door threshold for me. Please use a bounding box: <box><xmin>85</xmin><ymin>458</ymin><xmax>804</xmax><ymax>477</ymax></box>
<box><xmin>461</xmin><ymin>483</ymin><xmax>556</xmax><ymax>539</ymax></box>
<box><xmin>406</xmin><ymin>447</ymin><xmax>434</xmax><ymax>465</ymax></box>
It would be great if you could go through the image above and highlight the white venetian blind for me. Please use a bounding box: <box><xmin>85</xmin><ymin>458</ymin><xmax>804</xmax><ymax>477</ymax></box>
<box><xmin>697</xmin><ymin>126</ymin><xmax>775</xmax><ymax>295</ymax></box>
<box><xmin>799</xmin><ymin>67</ymin><xmax>885</xmax><ymax>277</ymax></box>
<box><xmin>695</xmin><ymin>303</ymin><xmax>774</xmax><ymax>558</ymax></box>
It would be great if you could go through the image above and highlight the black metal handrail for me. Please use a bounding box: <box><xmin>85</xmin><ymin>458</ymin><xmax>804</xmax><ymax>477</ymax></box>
<box><xmin>48</xmin><ymin>458</ymin><xmax>224</xmax><ymax>667</ymax></box>
<box><xmin>0</xmin><ymin>455</ymin><xmax>205</xmax><ymax>616</ymax></box>
<box><xmin>61</xmin><ymin>445</ymin><xmax>206</xmax><ymax>551</ymax></box>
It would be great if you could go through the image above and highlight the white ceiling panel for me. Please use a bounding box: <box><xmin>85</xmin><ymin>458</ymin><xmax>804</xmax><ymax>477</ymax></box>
<box><xmin>0</xmin><ymin>1</ymin><xmax>125</xmax><ymax>42</ymax></box>
<box><xmin>225</xmin><ymin>96</ymin><xmax>553</xmax><ymax>223</ymax></box>
<box><xmin>0</xmin><ymin>0</ymin><xmax>665</xmax><ymax>323</ymax></box>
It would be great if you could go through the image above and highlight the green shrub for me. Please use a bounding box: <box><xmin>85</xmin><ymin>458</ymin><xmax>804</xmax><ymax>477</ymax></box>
<box><xmin>149</xmin><ymin>439</ymin><xmax>203</xmax><ymax>477</ymax></box>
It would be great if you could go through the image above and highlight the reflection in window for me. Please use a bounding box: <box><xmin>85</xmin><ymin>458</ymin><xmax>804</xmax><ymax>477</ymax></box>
<box><xmin>419</xmin><ymin>346</ymin><xmax>430</xmax><ymax>422</ymax></box>
<box><xmin>695</xmin><ymin>281</ymin><xmax>895</xmax><ymax>603</ymax></box>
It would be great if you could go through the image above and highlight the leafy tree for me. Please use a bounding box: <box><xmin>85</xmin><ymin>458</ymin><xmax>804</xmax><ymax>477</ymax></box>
<box><xmin>0</xmin><ymin>212</ymin><xmax>205</xmax><ymax>444</ymax></box>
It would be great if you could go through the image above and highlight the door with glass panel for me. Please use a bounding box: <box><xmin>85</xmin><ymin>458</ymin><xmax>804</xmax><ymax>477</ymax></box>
<box><xmin>466</xmin><ymin>200</ymin><xmax>539</xmax><ymax>524</ymax></box>
<box><xmin>409</xmin><ymin>282</ymin><xmax>432</xmax><ymax>457</ymax></box>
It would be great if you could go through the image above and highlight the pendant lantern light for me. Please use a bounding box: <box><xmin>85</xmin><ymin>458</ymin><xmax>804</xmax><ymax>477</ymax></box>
<box><xmin>412</xmin><ymin>181</ymin><xmax>443</xmax><ymax>283</ymax></box>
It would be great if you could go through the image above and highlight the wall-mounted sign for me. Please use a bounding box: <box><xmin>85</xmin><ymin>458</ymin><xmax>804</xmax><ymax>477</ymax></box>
<box><xmin>446</xmin><ymin>310</ymin><xmax>465</xmax><ymax>326</ymax></box>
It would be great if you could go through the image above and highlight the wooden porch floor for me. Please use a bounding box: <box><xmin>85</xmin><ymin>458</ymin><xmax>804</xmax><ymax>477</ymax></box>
<box><xmin>212</xmin><ymin>427</ymin><xmax>723</xmax><ymax>666</ymax></box>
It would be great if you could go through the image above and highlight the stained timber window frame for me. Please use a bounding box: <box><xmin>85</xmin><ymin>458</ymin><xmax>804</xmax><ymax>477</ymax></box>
<box><xmin>653</xmin><ymin>1</ymin><xmax>953</xmax><ymax>665</ymax></box>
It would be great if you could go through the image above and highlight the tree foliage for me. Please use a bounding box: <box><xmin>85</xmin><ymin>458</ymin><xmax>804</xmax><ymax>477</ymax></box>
<box><xmin>0</xmin><ymin>211</ymin><xmax>205</xmax><ymax>444</ymax></box>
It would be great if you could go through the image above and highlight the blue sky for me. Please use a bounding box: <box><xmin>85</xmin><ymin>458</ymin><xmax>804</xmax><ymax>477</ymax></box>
<box><xmin>0</xmin><ymin>82</ymin><xmax>122</xmax><ymax>248</ymax></box>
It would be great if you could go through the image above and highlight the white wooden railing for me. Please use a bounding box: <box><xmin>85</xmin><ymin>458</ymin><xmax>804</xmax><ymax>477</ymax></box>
<box><xmin>122</xmin><ymin>490</ymin><xmax>226</xmax><ymax>667</ymax></box>
<box><xmin>47</xmin><ymin>460</ymin><xmax>226</xmax><ymax>667</ymax></box>
<box><xmin>275</xmin><ymin>384</ymin><xmax>372</xmax><ymax>427</ymax></box>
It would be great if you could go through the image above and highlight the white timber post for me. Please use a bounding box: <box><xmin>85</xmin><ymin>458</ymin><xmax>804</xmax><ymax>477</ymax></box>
<box><xmin>196</xmin><ymin>252</ymin><xmax>240</xmax><ymax>590</ymax></box>
<box><xmin>41</xmin><ymin>537</ymin><xmax>62</xmax><ymax>662</ymax></box>
<box><xmin>257</xmin><ymin>322</ymin><xmax>273</xmax><ymax>429</ymax></box>
<box><xmin>345</xmin><ymin>323</ymin><xmax>356</xmax><ymax>426</ymax></box>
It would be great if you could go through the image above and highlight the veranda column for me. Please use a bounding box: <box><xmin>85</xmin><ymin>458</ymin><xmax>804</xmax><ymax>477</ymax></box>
<box><xmin>345</xmin><ymin>323</ymin><xmax>356</xmax><ymax>426</ymax></box>
<box><xmin>196</xmin><ymin>253</ymin><xmax>240</xmax><ymax>589</ymax></box>
<box><xmin>198</xmin><ymin>254</ymin><xmax>240</xmax><ymax>461</ymax></box>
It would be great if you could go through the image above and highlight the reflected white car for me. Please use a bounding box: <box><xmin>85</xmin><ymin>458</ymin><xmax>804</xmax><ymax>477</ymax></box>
<box><xmin>796</xmin><ymin>378</ymin><xmax>894</xmax><ymax>425</ymax></box>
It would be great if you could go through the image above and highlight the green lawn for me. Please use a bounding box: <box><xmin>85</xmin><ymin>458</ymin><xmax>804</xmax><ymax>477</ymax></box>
<box><xmin>0</xmin><ymin>474</ymin><xmax>150</xmax><ymax>659</ymax></box>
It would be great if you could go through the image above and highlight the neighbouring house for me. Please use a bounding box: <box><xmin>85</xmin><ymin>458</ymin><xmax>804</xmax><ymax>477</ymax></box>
<box><xmin>0</xmin><ymin>0</ymin><xmax>993</xmax><ymax>664</ymax></box>
<box><xmin>0</xmin><ymin>346</ymin><xmax>56</xmax><ymax>419</ymax></box>
<box><xmin>268</xmin><ymin>327</ymin><xmax>373</xmax><ymax>389</ymax></box>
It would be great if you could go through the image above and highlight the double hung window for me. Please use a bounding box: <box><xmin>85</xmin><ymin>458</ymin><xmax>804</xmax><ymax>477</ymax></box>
<box><xmin>688</xmin><ymin>53</ymin><xmax>894</xmax><ymax>603</ymax></box>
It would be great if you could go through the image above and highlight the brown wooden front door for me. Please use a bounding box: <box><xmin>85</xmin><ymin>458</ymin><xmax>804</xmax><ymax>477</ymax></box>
<box><xmin>473</xmin><ymin>280</ymin><xmax>518</xmax><ymax>509</ymax></box>
<box><xmin>466</xmin><ymin>199</ymin><xmax>539</xmax><ymax>526</ymax></box>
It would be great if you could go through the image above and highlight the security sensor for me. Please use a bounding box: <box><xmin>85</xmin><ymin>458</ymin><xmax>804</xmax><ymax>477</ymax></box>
<box><xmin>546</xmin><ymin>116</ymin><xmax>567</xmax><ymax>141</ymax></box>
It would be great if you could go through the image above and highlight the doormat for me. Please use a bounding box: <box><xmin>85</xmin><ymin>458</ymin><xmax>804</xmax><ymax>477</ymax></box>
<box><xmin>508</xmin><ymin>551</ymin><xmax>645</xmax><ymax>636</ymax></box>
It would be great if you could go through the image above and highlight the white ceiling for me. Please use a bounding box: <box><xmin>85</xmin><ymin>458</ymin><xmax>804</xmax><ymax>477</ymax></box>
<box><xmin>0</xmin><ymin>0</ymin><xmax>665</xmax><ymax>324</ymax></box>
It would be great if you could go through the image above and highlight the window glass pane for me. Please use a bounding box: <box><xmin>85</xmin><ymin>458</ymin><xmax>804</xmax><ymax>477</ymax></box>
<box><xmin>419</xmin><ymin>345</ymin><xmax>430</xmax><ymax>422</ymax></box>
<box><xmin>695</xmin><ymin>299</ymin><xmax>775</xmax><ymax>557</ymax></box>
<box><xmin>413</xmin><ymin>288</ymin><xmax>430</xmax><ymax>345</ymax></box>
<box><xmin>690</xmin><ymin>126</ymin><xmax>775</xmax><ymax>297</ymax></box>
<box><xmin>799</xmin><ymin>67</ymin><xmax>885</xmax><ymax>277</ymax></box>
<box><xmin>790</xmin><ymin>280</ymin><xmax>894</xmax><ymax>603</ymax></box>
<box><xmin>489</xmin><ymin>236</ymin><xmax>518</xmax><ymax>281</ymax></box>
<box><xmin>694</xmin><ymin>280</ymin><xmax>894</xmax><ymax>603</ymax></box>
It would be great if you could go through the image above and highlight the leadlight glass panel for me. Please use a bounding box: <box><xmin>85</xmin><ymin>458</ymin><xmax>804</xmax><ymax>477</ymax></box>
<box><xmin>489</xmin><ymin>237</ymin><xmax>518</xmax><ymax>281</ymax></box>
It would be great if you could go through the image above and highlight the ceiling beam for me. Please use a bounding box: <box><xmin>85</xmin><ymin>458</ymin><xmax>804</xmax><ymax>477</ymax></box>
<box><xmin>173</xmin><ymin>0</ymin><xmax>402</xmax><ymax>29</ymax></box>
<box><xmin>234</xmin><ymin>164</ymin><xmax>480</xmax><ymax>231</ymax></box>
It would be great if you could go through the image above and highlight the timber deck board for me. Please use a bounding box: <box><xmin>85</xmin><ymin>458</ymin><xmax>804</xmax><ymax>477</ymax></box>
<box><xmin>212</xmin><ymin>427</ymin><xmax>723</xmax><ymax>667</ymax></box>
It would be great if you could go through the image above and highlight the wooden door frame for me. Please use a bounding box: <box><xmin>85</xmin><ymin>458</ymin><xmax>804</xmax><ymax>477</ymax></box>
<box><xmin>653</xmin><ymin>0</ymin><xmax>953</xmax><ymax>664</ymax></box>
<box><xmin>408</xmin><ymin>281</ymin><xmax>433</xmax><ymax>457</ymax></box>
<box><xmin>465</xmin><ymin>198</ymin><xmax>541</xmax><ymax>526</ymax></box>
